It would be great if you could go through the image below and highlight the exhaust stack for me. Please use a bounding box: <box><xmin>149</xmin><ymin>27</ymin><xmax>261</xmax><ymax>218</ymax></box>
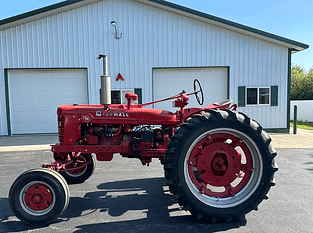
<box><xmin>98</xmin><ymin>54</ymin><xmax>111</xmax><ymax>105</ymax></box>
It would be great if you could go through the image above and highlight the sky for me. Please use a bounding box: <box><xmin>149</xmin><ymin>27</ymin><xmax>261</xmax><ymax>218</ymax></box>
<box><xmin>0</xmin><ymin>0</ymin><xmax>312</xmax><ymax>71</ymax></box>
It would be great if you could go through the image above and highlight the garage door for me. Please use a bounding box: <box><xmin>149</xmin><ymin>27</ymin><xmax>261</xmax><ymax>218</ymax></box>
<box><xmin>8</xmin><ymin>69</ymin><xmax>88</xmax><ymax>134</ymax></box>
<box><xmin>153</xmin><ymin>67</ymin><xmax>228</xmax><ymax>111</ymax></box>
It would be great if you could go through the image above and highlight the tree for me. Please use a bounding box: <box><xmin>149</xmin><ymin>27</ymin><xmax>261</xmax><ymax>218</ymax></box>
<box><xmin>290</xmin><ymin>65</ymin><xmax>313</xmax><ymax>100</ymax></box>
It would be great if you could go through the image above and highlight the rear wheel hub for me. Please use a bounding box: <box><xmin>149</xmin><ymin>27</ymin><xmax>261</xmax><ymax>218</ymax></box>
<box><xmin>196</xmin><ymin>142</ymin><xmax>241</xmax><ymax>186</ymax></box>
<box><xmin>187</xmin><ymin>132</ymin><xmax>254</xmax><ymax>198</ymax></box>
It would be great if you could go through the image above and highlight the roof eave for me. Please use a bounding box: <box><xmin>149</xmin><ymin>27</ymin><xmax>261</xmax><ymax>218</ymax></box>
<box><xmin>0</xmin><ymin>0</ymin><xmax>89</xmax><ymax>30</ymax></box>
<box><xmin>143</xmin><ymin>0</ymin><xmax>309</xmax><ymax>51</ymax></box>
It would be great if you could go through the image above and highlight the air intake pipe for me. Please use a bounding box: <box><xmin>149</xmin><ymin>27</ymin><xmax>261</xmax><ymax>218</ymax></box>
<box><xmin>98</xmin><ymin>54</ymin><xmax>111</xmax><ymax>105</ymax></box>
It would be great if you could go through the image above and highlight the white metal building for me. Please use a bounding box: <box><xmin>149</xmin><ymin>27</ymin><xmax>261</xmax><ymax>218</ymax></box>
<box><xmin>0</xmin><ymin>0</ymin><xmax>308</xmax><ymax>135</ymax></box>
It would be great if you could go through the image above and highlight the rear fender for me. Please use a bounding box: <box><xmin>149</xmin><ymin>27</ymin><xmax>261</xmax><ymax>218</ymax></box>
<box><xmin>182</xmin><ymin>100</ymin><xmax>234</xmax><ymax>121</ymax></box>
<box><xmin>204</xmin><ymin>99</ymin><xmax>233</xmax><ymax>110</ymax></box>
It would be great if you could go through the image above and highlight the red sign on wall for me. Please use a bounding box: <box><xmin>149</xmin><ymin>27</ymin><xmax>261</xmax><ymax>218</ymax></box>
<box><xmin>116</xmin><ymin>73</ymin><xmax>124</xmax><ymax>81</ymax></box>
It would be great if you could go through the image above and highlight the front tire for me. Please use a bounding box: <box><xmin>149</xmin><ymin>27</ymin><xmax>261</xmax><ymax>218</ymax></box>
<box><xmin>60</xmin><ymin>153</ymin><xmax>96</xmax><ymax>184</ymax></box>
<box><xmin>164</xmin><ymin>109</ymin><xmax>278</xmax><ymax>222</ymax></box>
<box><xmin>9</xmin><ymin>168</ymin><xmax>69</xmax><ymax>226</ymax></box>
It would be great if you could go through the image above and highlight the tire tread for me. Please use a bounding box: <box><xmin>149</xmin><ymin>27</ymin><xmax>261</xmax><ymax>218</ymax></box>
<box><xmin>164</xmin><ymin>109</ymin><xmax>278</xmax><ymax>221</ymax></box>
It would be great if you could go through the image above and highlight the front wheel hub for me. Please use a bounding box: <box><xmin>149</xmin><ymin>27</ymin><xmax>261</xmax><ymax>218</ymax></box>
<box><xmin>23</xmin><ymin>183</ymin><xmax>53</xmax><ymax>212</ymax></box>
<box><xmin>196</xmin><ymin>142</ymin><xmax>241</xmax><ymax>186</ymax></box>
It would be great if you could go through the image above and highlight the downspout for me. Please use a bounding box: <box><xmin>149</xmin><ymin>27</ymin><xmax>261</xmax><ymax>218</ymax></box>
<box><xmin>286</xmin><ymin>48</ymin><xmax>292</xmax><ymax>134</ymax></box>
<box><xmin>4</xmin><ymin>69</ymin><xmax>11</xmax><ymax>135</ymax></box>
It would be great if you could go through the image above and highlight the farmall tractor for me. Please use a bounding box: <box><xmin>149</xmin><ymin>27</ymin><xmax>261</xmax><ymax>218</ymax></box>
<box><xmin>9</xmin><ymin>55</ymin><xmax>277</xmax><ymax>225</ymax></box>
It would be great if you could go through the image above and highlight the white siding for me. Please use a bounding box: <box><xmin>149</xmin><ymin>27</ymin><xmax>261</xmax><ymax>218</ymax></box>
<box><xmin>290</xmin><ymin>100</ymin><xmax>313</xmax><ymax>121</ymax></box>
<box><xmin>0</xmin><ymin>0</ymin><xmax>289</xmax><ymax>135</ymax></box>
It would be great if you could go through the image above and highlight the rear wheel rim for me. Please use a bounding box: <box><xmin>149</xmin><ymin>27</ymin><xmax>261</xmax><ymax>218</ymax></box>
<box><xmin>20</xmin><ymin>181</ymin><xmax>56</xmax><ymax>216</ymax></box>
<box><xmin>184</xmin><ymin>128</ymin><xmax>263</xmax><ymax>208</ymax></box>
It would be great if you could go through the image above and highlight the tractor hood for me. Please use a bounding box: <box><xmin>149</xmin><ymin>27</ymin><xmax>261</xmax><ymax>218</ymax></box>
<box><xmin>57</xmin><ymin>104</ymin><xmax>180</xmax><ymax>126</ymax></box>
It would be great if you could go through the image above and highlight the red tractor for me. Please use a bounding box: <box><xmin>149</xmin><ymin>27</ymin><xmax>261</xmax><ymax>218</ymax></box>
<box><xmin>9</xmin><ymin>55</ymin><xmax>277</xmax><ymax>225</ymax></box>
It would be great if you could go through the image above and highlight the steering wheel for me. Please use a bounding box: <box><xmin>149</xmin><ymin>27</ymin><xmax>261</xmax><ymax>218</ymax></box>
<box><xmin>193</xmin><ymin>79</ymin><xmax>204</xmax><ymax>105</ymax></box>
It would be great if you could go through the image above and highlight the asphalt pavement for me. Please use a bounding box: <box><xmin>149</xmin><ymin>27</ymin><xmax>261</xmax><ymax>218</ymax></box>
<box><xmin>0</xmin><ymin>130</ymin><xmax>313</xmax><ymax>232</ymax></box>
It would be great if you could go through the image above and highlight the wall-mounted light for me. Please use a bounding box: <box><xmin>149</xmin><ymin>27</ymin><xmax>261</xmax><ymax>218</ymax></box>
<box><xmin>110</xmin><ymin>21</ymin><xmax>122</xmax><ymax>39</ymax></box>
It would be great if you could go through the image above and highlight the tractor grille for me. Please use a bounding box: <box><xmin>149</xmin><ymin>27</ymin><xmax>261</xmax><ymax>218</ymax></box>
<box><xmin>58</xmin><ymin>115</ymin><xmax>65</xmax><ymax>143</ymax></box>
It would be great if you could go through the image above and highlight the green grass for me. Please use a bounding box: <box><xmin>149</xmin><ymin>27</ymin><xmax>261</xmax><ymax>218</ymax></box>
<box><xmin>290</xmin><ymin>120</ymin><xmax>313</xmax><ymax>130</ymax></box>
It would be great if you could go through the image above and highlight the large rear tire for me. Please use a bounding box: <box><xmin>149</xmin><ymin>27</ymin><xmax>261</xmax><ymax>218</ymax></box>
<box><xmin>164</xmin><ymin>109</ymin><xmax>278</xmax><ymax>222</ymax></box>
<box><xmin>9</xmin><ymin>168</ymin><xmax>69</xmax><ymax>226</ymax></box>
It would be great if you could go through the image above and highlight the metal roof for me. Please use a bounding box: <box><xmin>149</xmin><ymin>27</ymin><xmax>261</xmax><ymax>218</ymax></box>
<box><xmin>0</xmin><ymin>0</ymin><xmax>309</xmax><ymax>52</ymax></box>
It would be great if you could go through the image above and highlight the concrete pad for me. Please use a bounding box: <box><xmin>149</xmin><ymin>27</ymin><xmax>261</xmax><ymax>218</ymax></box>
<box><xmin>269</xmin><ymin>128</ymin><xmax>313</xmax><ymax>149</ymax></box>
<box><xmin>0</xmin><ymin>134</ymin><xmax>58</xmax><ymax>152</ymax></box>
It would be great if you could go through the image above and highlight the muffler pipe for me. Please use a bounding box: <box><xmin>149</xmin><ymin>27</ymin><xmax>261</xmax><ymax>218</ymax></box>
<box><xmin>98</xmin><ymin>54</ymin><xmax>111</xmax><ymax>105</ymax></box>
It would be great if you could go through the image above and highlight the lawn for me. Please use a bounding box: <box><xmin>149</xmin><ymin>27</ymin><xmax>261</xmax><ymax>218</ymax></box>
<box><xmin>290</xmin><ymin>120</ymin><xmax>313</xmax><ymax>130</ymax></box>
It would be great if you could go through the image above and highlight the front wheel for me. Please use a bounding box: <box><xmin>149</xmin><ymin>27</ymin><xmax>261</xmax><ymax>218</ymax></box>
<box><xmin>164</xmin><ymin>109</ymin><xmax>278</xmax><ymax>222</ymax></box>
<box><xmin>9</xmin><ymin>168</ymin><xmax>69</xmax><ymax>226</ymax></box>
<box><xmin>60</xmin><ymin>153</ymin><xmax>96</xmax><ymax>184</ymax></box>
